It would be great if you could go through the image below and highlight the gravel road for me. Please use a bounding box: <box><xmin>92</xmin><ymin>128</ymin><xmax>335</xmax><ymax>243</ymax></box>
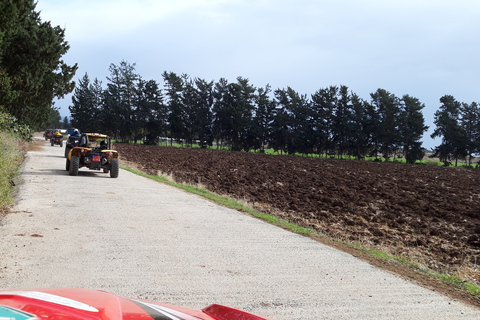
<box><xmin>1</xmin><ymin>137</ymin><xmax>479</xmax><ymax>319</ymax></box>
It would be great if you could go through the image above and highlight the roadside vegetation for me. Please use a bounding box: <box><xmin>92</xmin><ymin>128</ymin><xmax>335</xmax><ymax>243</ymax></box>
<box><xmin>0</xmin><ymin>112</ymin><xmax>31</xmax><ymax>216</ymax></box>
<box><xmin>0</xmin><ymin>132</ymin><xmax>24</xmax><ymax>215</ymax></box>
<box><xmin>0</xmin><ymin>112</ymin><xmax>33</xmax><ymax>215</ymax></box>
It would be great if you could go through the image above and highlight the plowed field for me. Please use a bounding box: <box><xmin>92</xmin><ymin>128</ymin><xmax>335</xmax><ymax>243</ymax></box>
<box><xmin>115</xmin><ymin>143</ymin><xmax>480</xmax><ymax>286</ymax></box>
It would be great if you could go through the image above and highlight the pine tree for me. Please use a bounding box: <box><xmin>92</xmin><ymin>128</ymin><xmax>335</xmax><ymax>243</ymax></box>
<box><xmin>431</xmin><ymin>95</ymin><xmax>466</xmax><ymax>166</ymax></box>
<box><xmin>400</xmin><ymin>95</ymin><xmax>428</xmax><ymax>164</ymax></box>
<box><xmin>0</xmin><ymin>0</ymin><xmax>77</xmax><ymax>129</ymax></box>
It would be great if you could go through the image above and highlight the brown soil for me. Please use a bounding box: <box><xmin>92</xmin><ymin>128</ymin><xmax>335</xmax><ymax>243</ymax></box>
<box><xmin>114</xmin><ymin>143</ymin><xmax>480</xmax><ymax>307</ymax></box>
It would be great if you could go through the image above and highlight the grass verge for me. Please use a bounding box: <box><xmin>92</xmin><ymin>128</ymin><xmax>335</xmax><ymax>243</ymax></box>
<box><xmin>0</xmin><ymin>132</ymin><xmax>26</xmax><ymax>216</ymax></box>
<box><xmin>351</xmin><ymin>243</ymin><xmax>480</xmax><ymax>300</ymax></box>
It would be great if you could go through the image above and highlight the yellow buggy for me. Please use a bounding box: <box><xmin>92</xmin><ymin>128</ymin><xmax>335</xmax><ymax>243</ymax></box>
<box><xmin>66</xmin><ymin>133</ymin><xmax>119</xmax><ymax>178</ymax></box>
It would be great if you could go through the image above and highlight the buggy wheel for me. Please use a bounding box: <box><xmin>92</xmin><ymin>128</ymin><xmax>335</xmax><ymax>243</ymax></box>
<box><xmin>69</xmin><ymin>156</ymin><xmax>79</xmax><ymax>176</ymax></box>
<box><xmin>60</xmin><ymin>140</ymin><xmax>63</xmax><ymax>147</ymax></box>
<box><xmin>64</xmin><ymin>146</ymin><xmax>71</xmax><ymax>158</ymax></box>
<box><xmin>103</xmin><ymin>168</ymin><xmax>109</xmax><ymax>173</ymax></box>
<box><xmin>51</xmin><ymin>140</ymin><xmax>54</xmax><ymax>146</ymax></box>
<box><xmin>66</xmin><ymin>159</ymin><xmax>70</xmax><ymax>171</ymax></box>
<box><xmin>110</xmin><ymin>158</ymin><xmax>119</xmax><ymax>178</ymax></box>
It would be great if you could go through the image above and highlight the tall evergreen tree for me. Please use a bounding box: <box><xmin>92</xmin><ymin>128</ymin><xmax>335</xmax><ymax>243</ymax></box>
<box><xmin>331</xmin><ymin>85</ymin><xmax>353</xmax><ymax>158</ymax></box>
<box><xmin>235</xmin><ymin>77</ymin><xmax>257</xmax><ymax>152</ymax></box>
<box><xmin>274</xmin><ymin>87</ymin><xmax>312</xmax><ymax>155</ymax></box>
<box><xmin>310</xmin><ymin>86</ymin><xmax>338</xmax><ymax>156</ymax></box>
<box><xmin>189</xmin><ymin>78</ymin><xmax>214</xmax><ymax>148</ymax></box>
<box><xmin>69</xmin><ymin>73</ymin><xmax>103</xmax><ymax>132</ymax></box>
<box><xmin>212</xmin><ymin>77</ymin><xmax>256</xmax><ymax>151</ymax></box>
<box><xmin>162</xmin><ymin>71</ymin><xmax>186</xmax><ymax>145</ymax></box>
<box><xmin>104</xmin><ymin>61</ymin><xmax>139</xmax><ymax>140</ymax></box>
<box><xmin>370</xmin><ymin>89</ymin><xmax>401</xmax><ymax>160</ymax></box>
<box><xmin>460</xmin><ymin>101</ymin><xmax>480</xmax><ymax>165</ymax></box>
<box><xmin>134</xmin><ymin>79</ymin><xmax>164</xmax><ymax>144</ymax></box>
<box><xmin>0</xmin><ymin>0</ymin><xmax>77</xmax><ymax>129</ymax></box>
<box><xmin>431</xmin><ymin>95</ymin><xmax>466</xmax><ymax>166</ymax></box>
<box><xmin>254</xmin><ymin>85</ymin><xmax>275</xmax><ymax>151</ymax></box>
<box><xmin>348</xmin><ymin>94</ymin><xmax>372</xmax><ymax>159</ymax></box>
<box><xmin>400</xmin><ymin>95</ymin><xmax>427</xmax><ymax>164</ymax></box>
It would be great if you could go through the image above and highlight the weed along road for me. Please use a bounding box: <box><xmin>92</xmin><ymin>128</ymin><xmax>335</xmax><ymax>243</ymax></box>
<box><xmin>0</xmin><ymin>137</ymin><xmax>479</xmax><ymax>320</ymax></box>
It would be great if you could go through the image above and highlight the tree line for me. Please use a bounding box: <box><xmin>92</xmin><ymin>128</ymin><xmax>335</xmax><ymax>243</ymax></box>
<box><xmin>431</xmin><ymin>96</ymin><xmax>480</xmax><ymax>166</ymax></box>
<box><xmin>70</xmin><ymin>61</ymin><xmax>480</xmax><ymax>166</ymax></box>
<box><xmin>0</xmin><ymin>0</ymin><xmax>77</xmax><ymax>130</ymax></box>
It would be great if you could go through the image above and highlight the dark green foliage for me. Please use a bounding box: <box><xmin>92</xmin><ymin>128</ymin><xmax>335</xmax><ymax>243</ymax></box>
<box><xmin>135</xmin><ymin>79</ymin><xmax>164</xmax><ymax>145</ymax></box>
<box><xmin>431</xmin><ymin>95</ymin><xmax>467</xmax><ymax>166</ymax></box>
<box><xmin>460</xmin><ymin>102</ymin><xmax>480</xmax><ymax>165</ymax></box>
<box><xmin>0</xmin><ymin>111</ymin><xmax>31</xmax><ymax>140</ymax></box>
<box><xmin>71</xmin><ymin>63</ymin><xmax>165</xmax><ymax>142</ymax></box>
<box><xmin>253</xmin><ymin>85</ymin><xmax>275</xmax><ymax>152</ymax></box>
<box><xmin>70</xmin><ymin>74</ymin><xmax>103</xmax><ymax>132</ymax></box>
<box><xmin>370</xmin><ymin>89</ymin><xmax>402</xmax><ymax>161</ymax></box>
<box><xmin>44</xmin><ymin>108</ymin><xmax>61</xmax><ymax>129</ymax></box>
<box><xmin>212</xmin><ymin>77</ymin><xmax>256</xmax><ymax>151</ymax></box>
<box><xmin>0</xmin><ymin>0</ymin><xmax>77</xmax><ymax>130</ymax></box>
<box><xmin>74</xmin><ymin>64</ymin><xmax>480</xmax><ymax>166</ymax></box>
<box><xmin>401</xmin><ymin>95</ymin><xmax>428</xmax><ymax>164</ymax></box>
<box><xmin>162</xmin><ymin>71</ymin><xmax>186</xmax><ymax>145</ymax></box>
<box><xmin>273</xmin><ymin>87</ymin><xmax>312</xmax><ymax>155</ymax></box>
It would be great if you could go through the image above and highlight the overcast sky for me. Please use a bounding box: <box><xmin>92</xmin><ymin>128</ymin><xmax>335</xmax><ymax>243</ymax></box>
<box><xmin>37</xmin><ymin>0</ymin><xmax>480</xmax><ymax>149</ymax></box>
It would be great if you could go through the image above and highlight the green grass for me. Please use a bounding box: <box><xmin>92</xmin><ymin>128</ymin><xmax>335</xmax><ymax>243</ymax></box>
<box><xmin>353</xmin><ymin>243</ymin><xmax>480</xmax><ymax>298</ymax></box>
<box><xmin>0</xmin><ymin>132</ymin><xmax>25</xmax><ymax>214</ymax></box>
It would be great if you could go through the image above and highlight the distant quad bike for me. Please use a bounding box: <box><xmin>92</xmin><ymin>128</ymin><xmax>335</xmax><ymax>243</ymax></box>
<box><xmin>50</xmin><ymin>133</ymin><xmax>63</xmax><ymax>147</ymax></box>
<box><xmin>66</xmin><ymin>133</ymin><xmax>119</xmax><ymax>178</ymax></box>
<box><xmin>44</xmin><ymin>129</ymin><xmax>54</xmax><ymax>140</ymax></box>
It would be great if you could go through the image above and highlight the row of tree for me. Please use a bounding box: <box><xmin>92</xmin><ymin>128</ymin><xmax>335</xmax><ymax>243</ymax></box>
<box><xmin>71</xmin><ymin>61</ymin><xmax>432</xmax><ymax>163</ymax></box>
<box><xmin>0</xmin><ymin>0</ymin><xmax>77</xmax><ymax>130</ymax></box>
<box><xmin>431</xmin><ymin>96</ymin><xmax>480</xmax><ymax>166</ymax></box>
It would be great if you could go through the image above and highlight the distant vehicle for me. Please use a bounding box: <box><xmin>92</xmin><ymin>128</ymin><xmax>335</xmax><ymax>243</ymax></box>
<box><xmin>67</xmin><ymin>128</ymin><xmax>80</xmax><ymax>136</ymax></box>
<box><xmin>50</xmin><ymin>131</ymin><xmax>63</xmax><ymax>147</ymax></box>
<box><xmin>43</xmin><ymin>129</ymin><xmax>54</xmax><ymax>140</ymax></box>
<box><xmin>0</xmin><ymin>288</ymin><xmax>275</xmax><ymax>320</ymax></box>
<box><xmin>66</xmin><ymin>133</ymin><xmax>119</xmax><ymax>178</ymax></box>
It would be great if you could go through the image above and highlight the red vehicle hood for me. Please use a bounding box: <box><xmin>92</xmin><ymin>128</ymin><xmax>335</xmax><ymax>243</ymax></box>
<box><xmin>0</xmin><ymin>288</ymin><xmax>274</xmax><ymax>320</ymax></box>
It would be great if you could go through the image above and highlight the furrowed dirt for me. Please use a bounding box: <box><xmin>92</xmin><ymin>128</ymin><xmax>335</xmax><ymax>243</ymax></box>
<box><xmin>115</xmin><ymin>143</ymin><xmax>480</xmax><ymax>298</ymax></box>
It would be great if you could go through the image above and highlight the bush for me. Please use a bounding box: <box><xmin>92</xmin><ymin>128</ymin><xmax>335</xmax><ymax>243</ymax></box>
<box><xmin>0</xmin><ymin>112</ymin><xmax>32</xmax><ymax>140</ymax></box>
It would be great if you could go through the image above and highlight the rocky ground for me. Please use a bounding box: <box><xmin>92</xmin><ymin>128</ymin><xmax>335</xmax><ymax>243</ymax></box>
<box><xmin>114</xmin><ymin>143</ymin><xmax>480</xmax><ymax>304</ymax></box>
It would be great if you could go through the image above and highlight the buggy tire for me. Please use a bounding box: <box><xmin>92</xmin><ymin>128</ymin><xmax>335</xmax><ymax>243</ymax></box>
<box><xmin>51</xmin><ymin>140</ymin><xmax>54</xmax><ymax>146</ymax></box>
<box><xmin>64</xmin><ymin>146</ymin><xmax>71</xmax><ymax>158</ymax></box>
<box><xmin>66</xmin><ymin>159</ymin><xmax>70</xmax><ymax>171</ymax></box>
<box><xmin>69</xmin><ymin>156</ymin><xmax>79</xmax><ymax>176</ymax></box>
<box><xmin>60</xmin><ymin>140</ymin><xmax>63</xmax><ymax>147</ymax></box>
<box><xmin>110</xmin><ymin>158</ymin><xmax>119</xmax><ymax>178</ymax></box>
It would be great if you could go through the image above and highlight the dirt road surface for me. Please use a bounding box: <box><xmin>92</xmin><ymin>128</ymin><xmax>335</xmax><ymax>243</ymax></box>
<box><xmin>1</xmin><ymin>138</ymin><xmax>479</xmax><ymax>320</ymax></box>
